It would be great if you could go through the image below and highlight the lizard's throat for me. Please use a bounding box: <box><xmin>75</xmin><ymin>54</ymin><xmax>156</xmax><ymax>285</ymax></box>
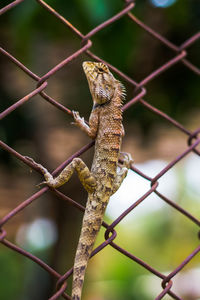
<box><xmin>93</xmin><ymin>99</ymin><xmax>111</xmax><ymax>109</ymax></box>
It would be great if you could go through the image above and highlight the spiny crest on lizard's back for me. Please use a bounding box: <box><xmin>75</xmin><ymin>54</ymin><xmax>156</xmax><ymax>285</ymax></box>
<box><xmin>120</xmin><ymin>82</ymin><xmax>126</xmax><ymax>100</ymax></box>
<box><xmin>82</xmin><ymin>61</ymin><xmax>125</xmax><ymax>104</ymax></box>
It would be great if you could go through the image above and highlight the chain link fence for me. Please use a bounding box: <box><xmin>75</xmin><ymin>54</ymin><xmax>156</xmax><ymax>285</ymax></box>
<box><xmin>0</xmin><ymin>0</ymin><xmax>200</xmax><ymax>299</ymax></box>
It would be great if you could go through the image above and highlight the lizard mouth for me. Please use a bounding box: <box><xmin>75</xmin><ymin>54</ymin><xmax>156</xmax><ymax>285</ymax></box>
<box><xmin>82</xmin><ymin>61</ymin><xmax>95</xmax><ymax>79</ymax></box>
<box><xmin>82</xmin><ymin>61</ymin><xmax>93</xmax><ymax>71</ymax></box>
<box><xmin>82</xmin><ymin>61</ymin><xmax>117</xmax><ymax>103</ymax></box>
<box><xmin>82</xmin><ymin>61</ymin><xmax>90</xmax><ymax>70</ymax></box>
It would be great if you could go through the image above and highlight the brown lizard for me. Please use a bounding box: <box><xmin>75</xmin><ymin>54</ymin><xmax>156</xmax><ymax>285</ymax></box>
<box><xmin>26</xmin><ymin>61</ymin><xmax>133</xmax><ymax>300</ymax></box>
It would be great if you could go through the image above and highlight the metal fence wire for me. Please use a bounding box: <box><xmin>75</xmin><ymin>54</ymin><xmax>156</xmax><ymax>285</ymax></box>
<box><xmin>0</xmin><ymin>0</ymin><xmax>200</xmax><ymax>299</ymax></box>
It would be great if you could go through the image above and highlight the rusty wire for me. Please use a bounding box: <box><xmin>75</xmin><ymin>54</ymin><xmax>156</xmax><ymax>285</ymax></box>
<box><xmin>0</xmin><ymin>0</ymin><xmax>200</xmax><ymax>299</ymax></box>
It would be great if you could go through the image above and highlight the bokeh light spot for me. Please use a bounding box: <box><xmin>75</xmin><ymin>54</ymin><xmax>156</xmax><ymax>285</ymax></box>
<box><xmin>150</xmin><ymin>0</ymin><xmax>177</xmax><ymax>8</ymax></box>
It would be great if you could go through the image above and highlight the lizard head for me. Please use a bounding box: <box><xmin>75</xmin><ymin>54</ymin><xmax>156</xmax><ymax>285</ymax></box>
<box><xmin>83</xmin><ymin>61</ymin><xmax>119</xmax><ymax>105</ymax></box>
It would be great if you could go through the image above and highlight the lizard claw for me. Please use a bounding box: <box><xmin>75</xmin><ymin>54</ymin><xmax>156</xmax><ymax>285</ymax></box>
<box><xmin>72</xmin><ymin>110</ymin><xmax>80</xmax><ymax>119</ymax></box>
<box><xmin>25</xmin><ymin>156</ymin><xmax>49</xmax><ymax>176</ymax></box>
<box><xmin>25</xmin><ymin>156</ymin><xmax>35</xmax><ymax>164</ymax></box>
<box><xmin>72</xmin><ymin>110</ymin><xmax>85</xmax><ymax>126</ymax></box>
<box><xmin>119</xmin><ymin>152</ymin><xmax>134</xmax><ymax>169</ymax></box>
<box><xmin>36</xmin><ymin>181</ymin><xmax>47</xmax><ymax>188</ymax></box>
<box><xmin>25</xmin><ymin>156</ymin><xmax>40</xmax><ymax>172</ymax></box>
<box><xmin>25</xmin><ymin>156</ymin><xmax>49</xmax><ymax>187</ymax></box>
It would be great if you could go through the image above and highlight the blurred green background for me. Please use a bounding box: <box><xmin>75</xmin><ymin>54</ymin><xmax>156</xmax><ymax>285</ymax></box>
<box><xmin>0</xmin><ymin>0</ymin><xmax>199</xmax><ymax>299</ymax></box>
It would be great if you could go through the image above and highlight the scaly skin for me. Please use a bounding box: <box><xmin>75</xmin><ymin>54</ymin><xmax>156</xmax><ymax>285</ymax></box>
<box><xmin>25</xmin><ymin>61</ymin><xmax>133</xmax><ymax>300</ymax></box>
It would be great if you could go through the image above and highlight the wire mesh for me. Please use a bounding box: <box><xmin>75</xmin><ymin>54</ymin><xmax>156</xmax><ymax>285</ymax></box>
<box><xmin>0</xmin><ymin>0</ymin><xmax>200</xmax><ymax>299</ymax></box>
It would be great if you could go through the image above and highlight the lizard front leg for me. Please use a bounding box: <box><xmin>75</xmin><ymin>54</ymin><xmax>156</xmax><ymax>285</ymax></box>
<box><xmin>25</xmin><ymin>109</ymin><xmax>99</xmax><ymax>192</ymax></box>
<box><xmin>111</xmin><ymin>152</ymin><xmax>133</xmax><ymax>195</ymax></box>
<box><xmin>25</xmin><ymin>157</ymin><xmax>96</xmax><ymax>193</ymax></box>
<box><xmin>72</xmin><ymin>110</ymin><xmax>98</xmax><ymax>139</ymax></box>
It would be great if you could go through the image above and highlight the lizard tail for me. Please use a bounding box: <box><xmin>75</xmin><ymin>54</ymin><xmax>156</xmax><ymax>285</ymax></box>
<box><xmin>72</xmin><ymin>204</ymin><xmax>104</xmax><ymax>300</ymax></box>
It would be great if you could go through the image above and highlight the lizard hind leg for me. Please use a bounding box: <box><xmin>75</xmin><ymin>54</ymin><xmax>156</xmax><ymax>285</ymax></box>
<box><xmin>25</xmin><ymin>156</ymin><xmax>97</xmax><ymax>193</ymax></box>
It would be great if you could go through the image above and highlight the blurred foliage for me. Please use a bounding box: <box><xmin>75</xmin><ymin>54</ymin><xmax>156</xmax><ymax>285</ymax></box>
<box><xmin>89</xmin><ymin>192</ymin><xmax>199</xmax><ymax>300</ymax></box>
<box><xmin>0</xmin><ymin>249</ymin><xmax>24</xmax><ymax>299</ymax></box>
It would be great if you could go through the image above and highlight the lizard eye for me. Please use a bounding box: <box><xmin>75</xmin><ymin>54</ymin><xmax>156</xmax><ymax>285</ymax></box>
<box><xmin>98</xmin><ymin>68</ymin><xmax>104</xmax><ymax>73</ymax></box>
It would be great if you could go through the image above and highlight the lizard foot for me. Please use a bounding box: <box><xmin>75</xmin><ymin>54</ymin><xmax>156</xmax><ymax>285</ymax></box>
<box><xmin>71</xmin><ymin>110</ymin><xmax>85</xmax><ymax>126</ymax></box>
<box><xmin>25</xmin><ymin>156</ymin><xmax>48</xmax><ymax>174</ymax></box>
<box><xmin>119</xmin><ymin>152</ymin><xmax>133</xmax><ymax>169</ymax></box>
<box><xmin>25</xmin><ymin>156</ymin><xmax>52</xmax><ymax>187</ymax></box>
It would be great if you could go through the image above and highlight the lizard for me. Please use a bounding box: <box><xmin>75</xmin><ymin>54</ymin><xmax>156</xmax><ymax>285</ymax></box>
<box><xmin>26</xmin><ymin>61</ymin><xmax>133</xmax><ymax>300</ymax></box>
